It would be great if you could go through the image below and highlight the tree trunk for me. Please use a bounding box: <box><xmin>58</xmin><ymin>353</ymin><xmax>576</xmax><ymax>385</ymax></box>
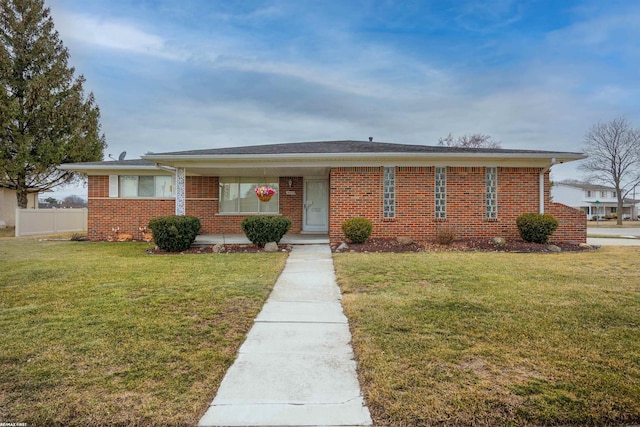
<box><xmin>16</xmin><ymin>187</ymin><xmax>28</xmax><ymax>209</ymax></box>
<box><xmin>617</xmin><ymin>198</ymin><xmax>624</xmax><ymax>225</ymax></box>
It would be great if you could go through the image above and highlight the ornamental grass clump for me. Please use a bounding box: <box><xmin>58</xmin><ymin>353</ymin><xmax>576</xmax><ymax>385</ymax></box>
<box><xmin>342</xmin><ymin>217</ymin><xmax>373</xmax><ymax>244</ymax></box>
<box><xmin>148</xmin><ymin>215</ymin><xmax>201</xmax><ymax>252</ymax></box>
<box><xmin>435</xmin><ymin>227</ymin><xmax>456</xmax><ymax>245</ymax></box>
<box><xmin>516</xmin><ymin>213</ymin><xmax>559</xmax><ymax>244</ymax></box>
<box><xmin>241</xmin><ymin>216</ymin><xmax>291</xmax><ymax>248</ymax></box>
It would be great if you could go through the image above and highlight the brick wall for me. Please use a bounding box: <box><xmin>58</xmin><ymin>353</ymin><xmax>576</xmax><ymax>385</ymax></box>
<box><xmin>87</xmin><ymin>169</ymin><xmax>585</xmax><ymax>243</ymax></box>
<box><xmin>87</xmin><ymin>175</ymin><xmax>303</xmax><ymax>240</ymax></box>
<box><xmin>547</xmin><ymin>202</ymin><xmax>587</xmax><ymax>243</ymax></box>
<box><xmin>330</xmin><ymin>167</ymin><xmax>384</xmax><ymax>241</ymax></box>
<box><xmin>328</xmin><ymin>166</ymin><xmax>586</xmax><ymax>243</ymax></box>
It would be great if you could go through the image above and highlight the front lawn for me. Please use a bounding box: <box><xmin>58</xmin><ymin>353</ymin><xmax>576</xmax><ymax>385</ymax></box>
<box><xmin>334</xmin><ymin>247</ymin><xmax>640</xmax><ymax>426</ymax></box>
<box><xmin>0</xmin><ymin>239</ymin><xmax>286</xmax><ymax>426</ymax></box>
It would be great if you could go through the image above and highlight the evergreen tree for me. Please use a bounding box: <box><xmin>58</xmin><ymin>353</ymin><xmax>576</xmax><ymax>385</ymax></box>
<box><xmin>0</xmin><ymin>0</ymin><xmax>106</xmax><ymax>208</ymax></box>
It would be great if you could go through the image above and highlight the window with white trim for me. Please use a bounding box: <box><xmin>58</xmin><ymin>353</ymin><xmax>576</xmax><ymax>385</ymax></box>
<box><xmin>383</xmin><ymin>167</ymin><xmax>395</xmax><ymax>218</ymax></box>
<box><xmin>486</xmin><ymin>167</ymin><xmax>498</xmax><ymax>219</ymax></box>
<box><xmin>219</xmin><ymin>177</ymin><xmax>279</xmax><ymax>214</ymax></box>
<box><xmin>118</xmin><ymin>176</ymin><xmax>174</xmax><ymax>198</ymax></box>
<box><xmin>435</xmin><ymin>167</ymin><xmax>446</xmax><ymax>219</ymax></box>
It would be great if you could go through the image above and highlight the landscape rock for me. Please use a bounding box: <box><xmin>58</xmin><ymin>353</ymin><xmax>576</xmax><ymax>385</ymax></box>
<box><xmin>546</xmin><ymin>244</ymin><xmax>562</xmax><ymax>252</ymax></box>
<box><xmin>579</xmin><ymin>243</ymin><xmax>593</xmax><ymax>249</ymax></box>
<box><xmin>492</xmin><ymin>237</ymin><xmax>506</xmax><ymax>246</ymax></box>
<box><xmin>212</xmin><ymin>243</ymin><xmax>225</xmax><ymax>253</ymax></box>
<box><xmin>264</xmin><ymin>242</ymin><xmax>279</xmax><ymax>252</ymax></box>
<box><xmin>337</xmin><ymin>242</ymin><xmax>349</xmax><ymax>251</ymax></box>
<box><xmin>396</xmin><ymin>236</ymin><xmax>414</xmax><ymax>245</ymax></box>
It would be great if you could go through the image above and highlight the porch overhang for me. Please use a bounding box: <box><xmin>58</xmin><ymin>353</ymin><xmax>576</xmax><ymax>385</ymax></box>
<box><xmin>140</xmin><ymin>150</ymin><xmax>586</xmax><ymax>178</ymax></box>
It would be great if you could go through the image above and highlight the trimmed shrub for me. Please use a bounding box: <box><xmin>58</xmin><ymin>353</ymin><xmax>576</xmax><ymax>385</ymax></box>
<box><xmin>516</xmin><ymin>213</ymin><xmax>559</xmax><ymax>244</ymax></box>
<box><xmin>341</xmin><ymin>217</ymin><xmax>373</xmax><ymax>244</ymax></box>
<box><xmin>241</xmin><ymin>216</ymin><xmax>292</xmax><ymax>248</ymax></box>
<box><xmin>148</xmin><ymin>215</ymin><xmax>201</xmax><ymax>252</ymax></box>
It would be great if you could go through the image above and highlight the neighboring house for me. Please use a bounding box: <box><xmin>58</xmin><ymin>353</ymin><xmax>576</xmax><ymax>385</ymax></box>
<box><xmin>0</xmin><ymin>186</ymin><xmax>38</xmax><ymax>227</ymax></box>
<box><xmin>552</xmin><ymin>181</ymin><xmax>639</xmax><ymax>220</ymax></box>
<box><xmin>59</xmin><ymin>140</ymin><xmax>587</xmax><ymax>243</ymax></box>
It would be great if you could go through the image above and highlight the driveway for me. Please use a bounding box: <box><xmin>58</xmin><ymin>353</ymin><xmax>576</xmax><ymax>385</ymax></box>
<box><xmin>587</xmin><ymin>226</ymin><xmax>640</xmax><ymax>246</ymax></box>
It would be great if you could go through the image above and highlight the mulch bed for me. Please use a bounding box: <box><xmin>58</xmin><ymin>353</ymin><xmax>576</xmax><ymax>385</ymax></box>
<box><xmin>332</xmin><ymin>238</ymin><xmax>594</xmax><ymax>253</ymax></box>
<box><xmin>147</xmin><ymin>238</ymin><xmax>594</xmax><ymax>254</ymax></box>
<box><xmin>147</xmin><ymin>244</ymin><xmax>293</xmax><ymax>255</ymax></box>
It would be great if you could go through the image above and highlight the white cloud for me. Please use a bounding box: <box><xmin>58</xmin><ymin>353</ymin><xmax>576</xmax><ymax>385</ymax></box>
<box><xmin>52</xmin><ymin>10</ymin><xmax>187</xmax><ymax>61</ymax></box>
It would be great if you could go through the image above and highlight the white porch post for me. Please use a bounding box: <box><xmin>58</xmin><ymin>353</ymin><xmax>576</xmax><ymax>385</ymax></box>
<box><xmin>175</xmin><ymin>167</ymin><xmax>186</xmax><ymax>215</ymax></box>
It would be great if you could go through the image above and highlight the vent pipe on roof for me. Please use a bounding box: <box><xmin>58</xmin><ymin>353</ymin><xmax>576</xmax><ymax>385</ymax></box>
<box><xmin>368</xmin><ymin>137</ymin><xmax>373</xmax><ymax>142</ymax></box>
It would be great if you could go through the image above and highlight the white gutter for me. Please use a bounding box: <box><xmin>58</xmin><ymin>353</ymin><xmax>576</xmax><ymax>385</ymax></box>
<box><xmin>142</xmin><ymin>151</ymin><xmax>586</xmax><ymax>163</ymax></box>
<box><xmin>154</xmin><ymin>164</ymin><xmax>176</xmax><ymax>172</ymax></box>
<box><xmin>540</xmin><ymin>158</ymin><xmax>557</xmax><ymax>214</ymax></box>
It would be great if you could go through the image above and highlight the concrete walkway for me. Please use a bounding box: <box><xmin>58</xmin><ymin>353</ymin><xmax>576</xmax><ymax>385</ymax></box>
<box><xmin>198</xmin><ymin>245</ymin><xmax>372</xmax><ymax>427</ymax></box>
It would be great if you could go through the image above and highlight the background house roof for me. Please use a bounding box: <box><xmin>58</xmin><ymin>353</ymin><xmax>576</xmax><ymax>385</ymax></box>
<box><xmin>557</xmin><ymin>180</ymin><xmax>621</xmax><ymax>191</ymax></box>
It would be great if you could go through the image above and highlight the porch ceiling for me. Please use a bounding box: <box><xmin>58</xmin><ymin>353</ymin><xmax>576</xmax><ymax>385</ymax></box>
<box><xmin>184</xmin><ymin>165</ymin><xmax>331</xmax><ymax>177</ymax></box>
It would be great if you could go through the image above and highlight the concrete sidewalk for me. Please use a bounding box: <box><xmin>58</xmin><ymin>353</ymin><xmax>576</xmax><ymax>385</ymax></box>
<box><xmin>198</xmin><ymin>245</ymin><xmax>372</xmax><ymax>427</ymax></box>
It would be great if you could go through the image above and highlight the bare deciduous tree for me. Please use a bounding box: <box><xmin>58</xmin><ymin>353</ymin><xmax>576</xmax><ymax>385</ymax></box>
<box><xmin>579</xmin><ymin>117</ymin><xmax>640</xmax><ymax>225</ymax></box>
<box><xmin>438</xmin><ymin>133</ymin><xmax>501</xmax><ymax>149</ymax></box>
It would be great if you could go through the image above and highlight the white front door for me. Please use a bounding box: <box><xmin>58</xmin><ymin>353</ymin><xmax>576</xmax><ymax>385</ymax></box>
<box><xmin>303</xmin><ymin>179</ymin><xmax>328</xmax><ymax>232</ymax></box>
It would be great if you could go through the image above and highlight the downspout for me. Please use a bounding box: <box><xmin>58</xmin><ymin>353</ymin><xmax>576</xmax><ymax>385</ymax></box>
<box><xmin>539</xmin><ymin>158</ymin><xmax>556</xmax><ymax>214</ymax></box>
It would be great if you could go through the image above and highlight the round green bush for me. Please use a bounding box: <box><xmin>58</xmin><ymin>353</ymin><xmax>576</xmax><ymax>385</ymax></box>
<box><xmin>148</xmin><ymin>215</ymin><xmax>201</xmax><ymax>252</ymax></box>
<box><xmin>516</xmin><ymin>213</ymin><xmax>559</xmax><ymax>244</ymax></box>
<box><xmin>341</xmin><ymin>217</ymin><xmax>373</xmax><ymax>244</ymax></box>
<box><xmin>241</xmin><ymin>216</ymin><xmax>292</xmax><ymax>248</ymax></box>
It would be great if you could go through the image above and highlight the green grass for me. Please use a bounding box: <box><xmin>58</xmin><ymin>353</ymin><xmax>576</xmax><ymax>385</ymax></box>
<box><xmin>334</xmin><ymin>248</ymin><xmax>640</xmax><ymax>426</ymax></box>
<box><xmin>0</xmin><ymin>239</ymin><xmax>286</xmax><ymax>426</ymax></box>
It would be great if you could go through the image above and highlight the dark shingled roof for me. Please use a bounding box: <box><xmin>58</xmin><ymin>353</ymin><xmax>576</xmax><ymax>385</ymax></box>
<box><xmin>148</xmin><ymin>140</ymin><xmax>576</xmax><ymax>156</ymax></box>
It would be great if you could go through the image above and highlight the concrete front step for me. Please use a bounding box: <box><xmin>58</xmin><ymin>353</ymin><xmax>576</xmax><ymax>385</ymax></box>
<box><xmin>194</xmin><ymin>234</ymin><xmax>330</xmax><ymax>245</ymax></box>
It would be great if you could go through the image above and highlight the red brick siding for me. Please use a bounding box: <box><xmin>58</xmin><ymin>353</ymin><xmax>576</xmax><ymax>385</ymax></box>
<box><xmin>87</xmin><ymin>169</ymin><xmax>586</xmax><ymax>243</ymax></box>
<box><xmin>548</xmin><ymin>202</ymin><xmax>587</xmax><ymax>243</ymax></box>
<box><xmin>87</xmin><ymin>175</ymin><xmax>303</xmax><ymax>240</ymax></box>
<box><xmin>88</xmin><ymin>176</ymin><xmax>109</xmax><ymax>198</ymax></box>
<box><xmin>330</xmin><ymin>167</ymin><xmax>384</xmax><ymax>241</ymax></box>
<box><xmin>328</xmin><ymin>166</ymin><xmax>585</xmax><ymax>243</ymax></box>
<box><xmin>279</xmin><ymin>177</ymin><xmax>304</xmax><ymax>233</ymax></box>
<box><xmin>88</xmin><ymin>198</ymin><xmax>174</xmax><ymax>240</ymax></box>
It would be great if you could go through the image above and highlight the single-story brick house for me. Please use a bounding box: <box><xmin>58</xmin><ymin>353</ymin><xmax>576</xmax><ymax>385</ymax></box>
<box><xmin>59</xmin><ymin>140</ymin><xmax>587</xmax><ymax>243</ymax></box>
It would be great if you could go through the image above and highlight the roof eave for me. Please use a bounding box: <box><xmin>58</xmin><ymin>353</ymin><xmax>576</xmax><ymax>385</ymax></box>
<box><xmin>143</xmin><ymin>151</ymin><xmax>586</xmax><ymax>163</ymax></box>
<box><xmin>58</xmin><ymin>163</ymin><xmax>163</xmax><ymax>174</ymax></box>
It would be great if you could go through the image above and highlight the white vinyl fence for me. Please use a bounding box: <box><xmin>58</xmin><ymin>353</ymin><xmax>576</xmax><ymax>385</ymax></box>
<box><xmin>15</xmin><ymin>208</ymin><xmax>88</xmax><ymax>237</ymax></box>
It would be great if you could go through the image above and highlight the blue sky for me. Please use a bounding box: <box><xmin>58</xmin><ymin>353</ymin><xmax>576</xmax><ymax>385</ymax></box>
<box><xmin>46</xmin><ymin>0</ymin><xmax>640</xmax><ymax>196</ymax></box>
